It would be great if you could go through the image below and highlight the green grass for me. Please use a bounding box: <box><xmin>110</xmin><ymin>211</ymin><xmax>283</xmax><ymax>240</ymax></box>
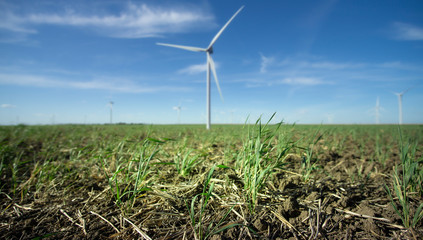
<box><xmin>1</xmin><ymin>123</ymin><xmax>423</xmax><ymax>238</ymax></box>
<box><xmin>386</xmin><ymin>128</ymin><xmax>423</xmax><ymax>229</ymax></box>
<box><xmin>300</xmin><ymin>128</ymin><xmax>323</xmax><ymax>183</ymax></box>
<box><xmin>235</xmin><ymin>114</ymin><xmax>294</xmax><ymax>212</ymax></box>
<box><xmin>187</xmin><ymin>165</ymin><xmax>241</xmax><ymax>240</ymax></box>
<box><xmin>101</xmin><ymin>137</ymin><xmax>161</xmax><ymax>212</ymax></box>
<box><xmin>174</xmin><ymin>147</ymin><xmax>204</xmax><ymax>176</ymax></box>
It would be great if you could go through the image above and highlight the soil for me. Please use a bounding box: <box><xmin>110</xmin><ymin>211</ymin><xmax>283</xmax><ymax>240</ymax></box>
<box><xmin>1</xmin><ymin>125</ymin><xmax>422</xmax><ymax>239</ymax></box>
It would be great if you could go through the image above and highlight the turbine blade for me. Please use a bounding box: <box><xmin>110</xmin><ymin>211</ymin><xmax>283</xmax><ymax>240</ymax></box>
<box><xmin>208</xmin><ymin>53</ymin><xmax>224</xmax><ymax>102</ymax></box>
<box><xmin>157</xmin><ymin>43</ymin><xmax>206</xmax><ymax>52</ymax></box>
<box><xmin>403</xmin><ymin>86</ymin><xmax>414</xmax><ymax>95</ymax></box>
<box><xmin>207</xmin><ymin>6</ymin><xmax>244</xmax><ymax>49</ymax></box>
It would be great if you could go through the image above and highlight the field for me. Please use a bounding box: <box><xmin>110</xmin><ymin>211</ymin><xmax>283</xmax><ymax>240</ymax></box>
<box><xmin>1</xmin><ymin>118</ymin><xmax>422</xmax><ymax>239</ymax></box>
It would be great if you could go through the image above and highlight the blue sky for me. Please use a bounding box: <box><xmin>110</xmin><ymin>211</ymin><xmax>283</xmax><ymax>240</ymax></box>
<box><xmin>1</xmin><ymin>0</ymin><xmax>422</xmax><ymax>125</ymax></box>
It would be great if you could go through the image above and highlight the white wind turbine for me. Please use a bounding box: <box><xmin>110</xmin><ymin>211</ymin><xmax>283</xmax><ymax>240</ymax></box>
<box><xmin>394</xmin><ymin>87</ymin><xmax>412</xmax><ymax>125</ymax></box>
<box><xmin>157</xmin><ymin>6</ymin><xmax>244</xmax><ymax>130</ymax></box>
<box><xmin>229</xmin><ymin>109</ymin><xmax>235</xmax><ymax>124</ymax></box>
<box><xmin>173</xmin><ymin>105</ymin><xmax>182</xmax><ymax>124</ymax></box>
<box><xmin>375</xmin><ymin>96</ymin><xmax>381</xmax><ymax>124</ymax></box>
<box><xmin>109</xmin><ymin>101</ymin><xmax>114</xmax><ymax>124</ymax></box>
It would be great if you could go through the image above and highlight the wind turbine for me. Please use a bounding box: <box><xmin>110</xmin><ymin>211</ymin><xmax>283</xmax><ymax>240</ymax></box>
<box><xmin>375</xmin><ymin>96</ymin><xmax>380</xmax><ymax>124</ymax></box>
<box><xmin>157</xmin><ymin>6</ymin><xmax>244</xmax><ymax>130</ymax></box>
<box><xmin>173</xmin><ymin>105</ymin><xmax>182</xmax><ymax>124</ymax></box>
<box><xmin>394</xmin><ymin>87</ymin><xmax>412</xmax><ymax>125</ymax></box>
<box><xmin>229</xmin><ymin>109</ymin><xmax>235</xmax><ymax>124</ymax></box>
<box><xmin>109</xmin><ymin>101</ymin><xmax>114</xmax><ymax>124</ymax></box>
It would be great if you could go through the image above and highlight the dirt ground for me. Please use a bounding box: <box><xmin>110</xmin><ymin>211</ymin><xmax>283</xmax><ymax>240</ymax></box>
<box><xmin>1</xmin><ymin>125</ymin><xmax>422</xmax><ymax>239</ymax></box>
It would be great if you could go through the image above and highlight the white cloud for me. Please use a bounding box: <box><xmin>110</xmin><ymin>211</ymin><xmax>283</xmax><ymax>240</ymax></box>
<box><xmin>295</xmin><ymin>108</ymin><xmax>310</xmax><ymax>116</ymax></box>
<box><xmin>1</xmin><ymin>104</ymin><xmax>16</xmax><ymax>108</ymax></box>
<box><xmin>309</xmin><ymin>61</ymin><xmax>364</xmax><ymax>70</ymax></box>
<box><xmin>240</xmin><ymin>54</ymin><xmax>423</xmax><ymax>89</ymax></box>
<box><xmin>178</xmin><ymin>63</ymin><xmax>207</xmax><ymax>75</ymax></box>
<box><xmin>0</xmin><ymin>73</ymin><xmax>190</xmax><ymax>93</ymax></box>
<box><xmin>0</xmin><ymin>11</ymin><xmax>37</xmax><ymax>34</ymax></box>
<box><xmin>392</xmin><ymin>22</ymin><xmax>423</xmax><ymax>41</ymax></box>
<box><xmin>259</xmin><ymin>53</ymin><xmax>274</xmax><ymax>73</ymax></box>
<box><xmin>279</xmin><ymin>58</ymin><xmax>366</xmax><ymax>70</ymax></box>
<box><xmin>0</xmin><ymin>3</ymin><xmax>214</xmax><ymax>38</ymax></box>
<box><xmin>377</xmin><ymin>61</ymin><xmax>422</xmax><ymax>71</ymax></box>
<box><xmin>279</xmin><ymin>77</ymin><xmax>325</xmax><ymax>86</ymax></box>
<box><xmin>178</xmin><ymin>62</ymin><xmax>220</xmax><ymax>75</ymax></box>
<box><xmin>242</xmin><ymin>77</ymin><xmax>326</xmax><ymax>88</ymax></box>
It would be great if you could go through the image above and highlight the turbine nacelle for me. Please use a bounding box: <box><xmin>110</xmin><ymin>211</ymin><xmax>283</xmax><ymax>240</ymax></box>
<box><xmin>207</xmin><ymin>46</ymin><xmax>214</xmax><ymax>54</ymax></box>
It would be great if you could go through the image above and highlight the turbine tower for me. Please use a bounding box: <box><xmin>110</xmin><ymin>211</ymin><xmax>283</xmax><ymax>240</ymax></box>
<box><xmin>375</xmin><ymin>97</ymin><xmax>380</xmax><ymax>124</ymax></box>
<box><xmin>157</xmin><ymin>6</ymin><xmax>244</xmax><ymax>130</ymax></box>
<box><xmin>229</xmin><ymin>109</ymin><xmax>235</xmax><ymax>124</ymax></box>
<box><xmin>109</xmin><ymin>101</ymin><xmax>114</xmax><ymax>124</ymax></box>
<box><xmin>394</xmin><ymin>87</ymin><xmax>412</xmax><ymax>125</ymax></box>
<box><xmin>173</xmin><ymin>105</ymin><xmax>181</xmax><ymax>124</ymax></box>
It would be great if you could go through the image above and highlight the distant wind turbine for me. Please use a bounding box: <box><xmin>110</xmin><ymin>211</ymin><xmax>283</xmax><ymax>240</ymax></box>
<box><xmin>375</xmin><ymin>96</ymin><xmax>381</xmax><ymax>124</ymax></box>
<box><xmin>173</xmin><ymin>105</ymin><xmax>182</xmax><ymax>124</ymax></box>
<box><xmin>229</xmin><ymin>109</ymin><xmax>235</xmax><ymax>124</ymax></box>
<box><xmin>157</xmin><ymin>6</ymin><xmax>244</xmax><ymax>130</ymax></box>
<box><xmin>109</xmin><ymin>101</ymin><xmax>114</xmax><ymax>124</ymax></box>
<box><xmin>394</xmin><ymin>87</ymin><xmax>412</xmax><ymax>125</ymax></box>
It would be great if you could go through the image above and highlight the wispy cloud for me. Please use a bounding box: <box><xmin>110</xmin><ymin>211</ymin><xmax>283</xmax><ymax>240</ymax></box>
<box><xmin>0</xmin><ymin>73</ymin><xmax>190</xmax><ymax>93</ymax></box>
<box><xmin>243</xmin><ymin>77</ymin><xmax>326</xmax><ymax>88</ymax></box>
<box><xmin>278</xmin><ymin>77</ymin><xmax>325</xmax><ymax>85</ymax></box>
<box><xmin>0</xmin><ymin>11</ymin><xmax>37</xmax><ymax>34</ymax></box>
<box><xmin>241</xmin><ymin>54</ymin><xmax>423</xmax><ymax>89</ymax></box>
<box><xmin>377</xmin><ymin>61</ymin><xmax>423</xmax><ymax>71</ymax></box>
<box><xmin>178</xmin><ymin>63</ymin><xmax>207</xmax><ymax>75</ymax></box>
<box><xmin>278</xmin><ymin>58</ymin><xmax>366</xmax><ymax>70</ymax></box>
<box><xmin>0</xmin><ymin>3</ymin><xmax>215</xmax><ymax>39</ymax></box>
<box><xmin>1</xmin><ymin>103</ymin><xmax>16</xmax><ymax>108</ymax></box>
<box><xmin>308</xmin><ymin>61</ymin><xmax>365</xmax><ymax>70</ymax></box>
<box><xmin>391</xmin><ymin>22</ymin><xmax>423</xmax><ymax>40</ymax></box>
<box><xmin>178</xmin><ymin>62</ymin><xmax>220</xmax><ymax>75</ymax></box>
<box><xmin>278</xmin><ymin>57</ymin><xmax>422</xmax><ymax>72</ymax></box>
<box><xmin>259</xmin><ymin>53</ymin><xmax>274</xmax><ymax>73</ymax></box>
